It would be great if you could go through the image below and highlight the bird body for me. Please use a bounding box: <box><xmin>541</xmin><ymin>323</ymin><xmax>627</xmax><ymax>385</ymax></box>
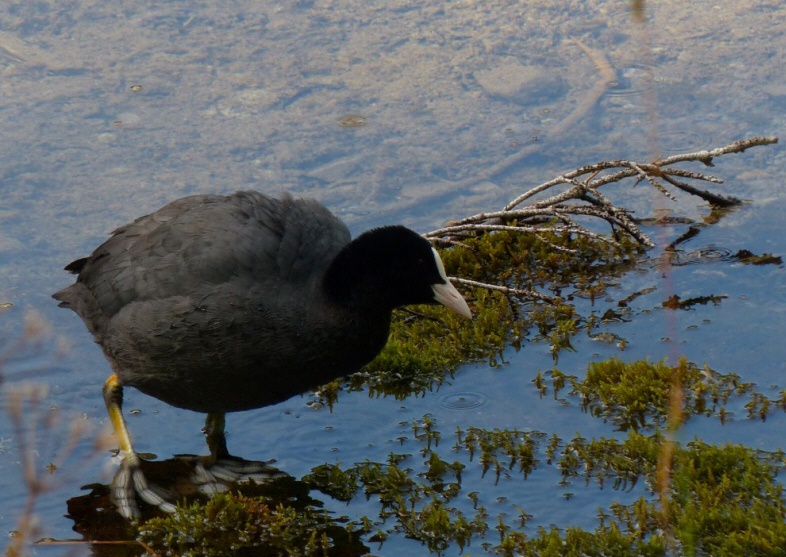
<box><xmin>55</xmin><ymin>191</ymin><xmax>469</xmax><ymax>413</ymax></box>
<box><xmin>54</xmin><ymin>190</ymin><xmax>471</xmax><ymax>517</ymax></box>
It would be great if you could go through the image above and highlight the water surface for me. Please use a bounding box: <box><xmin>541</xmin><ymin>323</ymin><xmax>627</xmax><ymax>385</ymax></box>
<box><xmin>1</xmin><ymin>0</ymin><xmax>784</xmax><ymax>554</ymax></box>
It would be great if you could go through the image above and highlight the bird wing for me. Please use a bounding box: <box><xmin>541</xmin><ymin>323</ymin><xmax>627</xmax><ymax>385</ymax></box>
<box><xmin>54</xmin><ymin>192</ymin><xmax>350</xmax><ymax>323</ymax></box>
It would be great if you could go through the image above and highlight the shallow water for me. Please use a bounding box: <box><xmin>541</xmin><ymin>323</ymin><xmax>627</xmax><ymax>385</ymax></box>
<box><xmin>1</xmin><ymin>0</ymin><xmax>785</xmax><ymax>554</ymax></box>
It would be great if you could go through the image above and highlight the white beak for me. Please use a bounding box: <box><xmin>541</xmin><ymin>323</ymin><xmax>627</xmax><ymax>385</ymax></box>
<box><xmin>432</xmin><ymin>281</ymin><xmax>472</xmax><ymax>319</ymax></box>
<box><xmin>430</xmin><ymin>247</ymin><xmax>472</xmax><ymax>318</ymax></box>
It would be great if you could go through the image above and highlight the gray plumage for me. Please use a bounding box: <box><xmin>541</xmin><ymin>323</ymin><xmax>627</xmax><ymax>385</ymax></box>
<box><xmin>55</xmin><ymin>191</ymin><xmax>466</xmax><ymax>415</ymax></box>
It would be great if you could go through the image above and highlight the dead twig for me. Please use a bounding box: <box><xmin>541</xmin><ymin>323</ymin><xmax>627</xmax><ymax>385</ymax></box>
<box><xmin>425</xmin><ymin>136</ymin><xmax>778</xmax><ymax>303</ymax></box>
<box><xmin>451</xmin><ymin>278</ymin><xmax>560</xmax><ymax>305</ymax></box>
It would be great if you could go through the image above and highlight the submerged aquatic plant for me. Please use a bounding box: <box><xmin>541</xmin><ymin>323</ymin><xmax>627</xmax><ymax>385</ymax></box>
<box><xmin>139</xmin><ymin>492</ymin><xmax>368</xmax><ymax>557</ymax></box>
<box><xmin>137</xmin><ymin>407</ymin><xmax>786</xmax><ymax>556</ymax></box>
<box><xmin>544</xmin><ymin>357</ymin><xmax>786</xmax><ymax>431</ymax></box>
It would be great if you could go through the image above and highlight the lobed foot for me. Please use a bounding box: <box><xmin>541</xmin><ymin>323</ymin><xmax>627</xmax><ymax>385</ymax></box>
<box><xmin>110</xmin><ymin>452</ymin><xmax>286</xmax><ymax>518</ymax></box>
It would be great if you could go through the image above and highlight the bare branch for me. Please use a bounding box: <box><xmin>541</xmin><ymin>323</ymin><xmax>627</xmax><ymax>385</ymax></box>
<box><xmin>424</xmin><ymin>136</ymin><xmax>777</xmax><ymax>305</ymax></box>
<box><xmin>654</xmin><ymin>136</ymin><xmax>778</xmax><ymax>167</ymax></box>
<box><xmin>659</xmin><ymin>174</ymin><xmax>741</xmax><ymax>207</ymax></box>
<box><xmin>628</xmin><ymin>162</ymin><xmax>677</xmax><ymax>202</ymax></box>
<box><xmin>661</xmin><ymin>168</ymin><xmax>723</xmax><ymax>184</ymax></box>
<box><xmin>451</xmin><ymin>277</ymin><xmax>560</xmax><ymax>304</ymax></box>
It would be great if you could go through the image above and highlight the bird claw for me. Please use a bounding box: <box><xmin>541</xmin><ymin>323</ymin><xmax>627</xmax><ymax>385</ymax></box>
<box><xmin>110</xmin><ymin>453</ymin><xmax>285</xmax><ymax>518</ymax></box>
<box><xmin>110</xmin><ymin>458</ymin><xmax>177</xmax><ymax>519</ymax></box>
<box><xmin>191</xmin><ymin>456</ymin><xmax>286</xmax><ymax>494</ymax></box>
<box><xmin>208</xmin><ymin>457</ymin><xmax>285</xmax><ymax>482</ymax></box>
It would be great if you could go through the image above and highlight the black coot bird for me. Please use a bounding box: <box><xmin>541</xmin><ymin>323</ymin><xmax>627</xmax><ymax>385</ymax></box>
<box><xmin>54</xmin><ymin>191</ymin><xmax>471</xmax><ymax>516</ymax></box>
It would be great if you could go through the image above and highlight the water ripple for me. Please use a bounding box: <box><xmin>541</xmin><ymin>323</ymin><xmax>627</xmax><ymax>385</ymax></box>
<box><xmin>670</xmin><ymin>246</ymin><xmax>736</xmax><ymax>266</ymax></box>
<box><xmin>438</xmin><ymin>391</ymin><xmax>488</xmax><ymax>410</ymax></box>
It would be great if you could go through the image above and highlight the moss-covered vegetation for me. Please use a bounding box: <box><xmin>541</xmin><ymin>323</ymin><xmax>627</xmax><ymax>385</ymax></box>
<box><xmin>499</xmin><ymin>436</ymin><xmax>786</xmax><ymax>557</ymax></box>
<box><xmin>455</xmin><ymin>426</ymin><xmax>543</xmax><ymax>483</ymax></box>
<box><xmin>137</xmin><ymin>417</ymin><xmax>786</xmax><ymax>557</ymax></box>
<box><xmin>134</xmin><ymin>358</ymin><xmax>786</xmax><ymax>556</ymax></box>
<box><xmin>734</xmin><ymin>249</ymin><xmax>783</xmax><ymax>265</ymax></box>
<box><xmin>139</xmin><ymin>493</ymin><xmax>361</xmax><ymax>557</ymax></box>
<box><xmin>538</xmin><ymin>357</ymin><xmax>786</xmax><ymax>430</ymax></box>
<box><xmin>127</xmin><ymin>227</ymin><xmax>786</xmax><ymax>556</ymax></box>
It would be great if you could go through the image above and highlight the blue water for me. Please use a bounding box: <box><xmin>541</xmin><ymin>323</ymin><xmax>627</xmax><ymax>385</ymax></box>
<box><xmin>1</xmin><ymin>1</ymin><xmax>784</xmax><ymax>555</ymax></box>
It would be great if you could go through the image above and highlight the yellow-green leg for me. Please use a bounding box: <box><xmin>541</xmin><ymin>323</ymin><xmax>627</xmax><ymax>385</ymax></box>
<box><xmin>103</xmin><ymin>374</ymin><xmax>175</xmax><ymax>517</ymax></box>
<box><xmin>103</xmin><ymin>374</ymin><xmax>137</xmax><ymax>459</ymax></box>
<box><xmin>195</xmin><ymin>411</ymin><xmax>284</xmax><ymax>489</ymax></box>
<box><xmin>104</xmin><ymin>375</ymin><xmax>283</xmax><ymax>516</ymax></box>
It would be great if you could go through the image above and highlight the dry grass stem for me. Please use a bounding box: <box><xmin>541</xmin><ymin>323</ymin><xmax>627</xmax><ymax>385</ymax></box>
<box><xmin>3</xmin><ymin>313</ymin><xmax>110</xmax><ymax>557</ymax></box>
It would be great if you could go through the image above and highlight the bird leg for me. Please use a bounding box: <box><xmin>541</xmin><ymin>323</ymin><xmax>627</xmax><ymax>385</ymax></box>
<box><xmin>191</xmin><ymin>411</ymin><xmax>285</xmax><ymax>494</ymax></box>
<box><xmin>204</xmin><ymin>412</ymin><xmax>230</xmax><ymax>459</ymax></box>
<box><xmin>104</xmin><ymin>377</ymin><xmax>284</xmax><ymax>518</ymax></box>
<box><xmin>103</xmin><ymin>374</ymin><xmax>176</xmax><ymax>518</ymax></box>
